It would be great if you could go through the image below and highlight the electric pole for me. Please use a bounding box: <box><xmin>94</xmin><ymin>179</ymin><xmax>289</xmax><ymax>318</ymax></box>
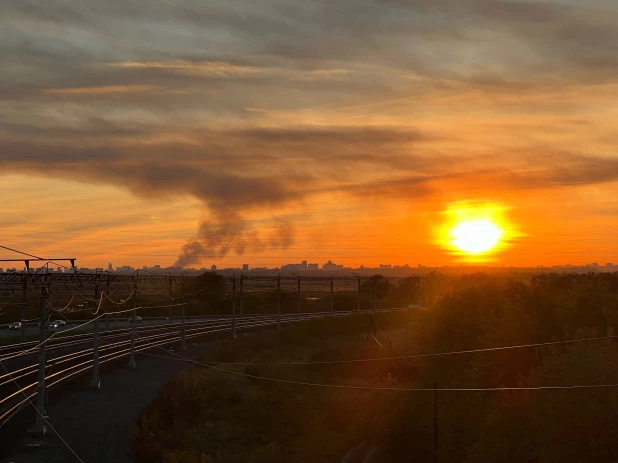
<box><xmin>91</xmin><ymin>276</ymin><xmax>100</xmax><ymax>388</ymax></box>
<box><xmin>330</xmin><ymin>277</ymin><xmax>334</xmax><ymax>314</ymax></box>
<box><xmin>180</xmin><ymin>302</ymin><xmax>187</xmax><ymax>351</ymax></box>
<box><xmin>128</xmin><ymin>273</ymin><xmax>137</xmax><ymax>369</ymax></box>
<box><xmin>105</xmin><ymin>273</ymin><xmax>110</xmax><ymax>330</ymax></box>
<box><xmin>434</xmin><ymin>382</ymin><xmax>439</xmax><ymax>463</ymax></box>
<box><xmin>297</xmin><ymin>276</ymin><xmax>301</xmax><ymax>314</ymax></box>
<box><xmin>357</xmin><ymin>275</ymin><xmax>361</xmax><ymax>311</ymax></box>
<box><xmin>168</xmin><ymin>273</ymin><xmax>173</xmax><ymax>324</ymax></box>
<box><xmin>239</xmin><ymin>273</ymin><xmax>244</xmax><ymax>317</ymax></box>
<box><xmin>231</xmin><ymin>276</ymin><xmax>236</xmax><ymax>339</ymax></box>
<box><xmin>373</xmin><ymin>279</ymin><xmax>377</xmax><ymax>311</ymax></box>
<box><xmin>20</xmin><ymin>273</ymin><xmax>27</xmax><ymax>344</ymax></box>
<box><xmin>277</xmin><ymin>274</ymin><xmax>281</xmax><ymax>330</ymax></box>
<box><xmin>32</xmin><ymin>276</ymin><xmax>48</xmax><ymax>434</ymax></box>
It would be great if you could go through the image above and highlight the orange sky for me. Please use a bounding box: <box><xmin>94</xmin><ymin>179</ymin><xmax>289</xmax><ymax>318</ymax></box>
<box><xmin>1</xmin><ymin>0</ymin><xmax>618</xmax><ymax>269</ymax></box>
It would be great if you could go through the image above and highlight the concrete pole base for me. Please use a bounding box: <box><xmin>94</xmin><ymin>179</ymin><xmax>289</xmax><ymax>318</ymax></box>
<box><xmin>31</xmin><ymin>416</ymin><xmax>48</xmax><ymax>435</ymax></box>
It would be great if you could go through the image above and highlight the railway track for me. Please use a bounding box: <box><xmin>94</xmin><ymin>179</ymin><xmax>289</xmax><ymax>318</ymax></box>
<box><xmin>0</xmin><ymin>309</ymin><xmax>381</xmax><ymax>430</ymax></box>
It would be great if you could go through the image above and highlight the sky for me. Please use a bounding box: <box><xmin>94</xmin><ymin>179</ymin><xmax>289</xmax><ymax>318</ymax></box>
<box><xmin>1</xmin><ymin>0</ymin><xmax>618</xmax><ymax>269</ymax></box>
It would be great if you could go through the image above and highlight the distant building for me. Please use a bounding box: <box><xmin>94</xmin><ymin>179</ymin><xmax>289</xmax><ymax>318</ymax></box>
<box><xmin>307</xmin><ymin>263</ymin><xmax>319</xmax><ymax>270</ymax></box>
<box><xmin>108</xmin><ymin>263</ymin><xmax>113</xmax><ymax>272</ymax></box>
<box><xmin>281</xmin><ymin>264</ymin><xmax>296</xmax><ymax>271</ymax></box>
<box><xmin>116</xmin><ymin>265</ymin><xmax>135</xmax><ymax>273</ymax></box>
<box><xmin>380</xmin><ymin>264</ymin><xmax>392</xmax><ymax>270</ymax></box>
<box><xmin>242</xmin><ymin>264</ymin><xmax>249</xmax><ymax>271</ymax></box>
<box><xmin>281</xmin><ymin>260</ymin><xmax>312</xmax><ymax>272</ymax></box>
<box><xmin>211</xmin><ymin>264</ymin><xmax>217</xmax><ymax>272</ymax></box>
<box><xmin>607</xmin><ymin>263</ymin><xmax>614</xmax><ymax>268</ymax></box>
<box><xmin>322</xmin><ymin>260</ymin><xmax>344</xmax><ymax>271</ymax></box>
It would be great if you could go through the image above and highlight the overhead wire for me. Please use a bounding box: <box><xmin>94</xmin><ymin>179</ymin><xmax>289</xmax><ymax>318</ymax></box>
<box><xmin>0</xmin><ymin>295</ymin><xmax>15</xmax><ymax>312</ymax></box>
<box><xmin>48</xmin><ymin>293</ymin><xmax>77</xmax><ymax>313</ymax></box>
<box><xmin>104</xmin><ymin>289</ymin><xmax>135</xmax><ymax>305</ymax></box>
<box><xmin>0</xmin><ymin>245</ymin><xmax>81</xmax><ymax>275</ymax></box>
<box><xmin>176</xmin><ymin>333</ymin><xmax>618</xmax><ymax>366</ymax></box>
<box><xmin>0</xmin><ymin>303</ymin><xmax>168</xmax><ymax>362</ymax></box>
<box><xmin>0</xmin><ymin>360</ymin><xmax>85</xmax><ymax>462</ymax></box>
<box><xmin>142</xmin><ymin>349</ymin><xmax>618</xmax><ymax>392</ymax></box>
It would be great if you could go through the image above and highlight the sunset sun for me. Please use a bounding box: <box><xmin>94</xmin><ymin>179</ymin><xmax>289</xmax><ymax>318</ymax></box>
<box><xmin>450</xmin><ymin>219</ymin><xmax>503</xmax><ymax>254</ymax></box>
<box><xmin>437</xmin><ymin>201</ymin><xmax>516</xmax><ymax>260</ymax></box>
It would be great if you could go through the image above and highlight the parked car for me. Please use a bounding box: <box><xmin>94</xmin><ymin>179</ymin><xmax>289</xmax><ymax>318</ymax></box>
<box><xmin>8</xmin><ymin>322</ymin><xmax>21</xmax><ymax>330</ymax></box>
<box><xmin>48</xmin><ymin>320</ymin><xmax>66</xmax><ymax>329</ymax></box>
<box><xmin>129</xmin><ymin>316</ymin><xmax>143</xmax><ymax>323</ymax></box>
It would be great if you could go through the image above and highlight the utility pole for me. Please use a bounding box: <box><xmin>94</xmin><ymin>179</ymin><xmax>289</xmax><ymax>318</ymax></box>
<box><xmin>32</xmin><ymin>276</ymin><xmax>48</xmax><ymax>434</ymax></box>
<box><xmin>297</xmin><ymin>276</ymin><xmax>301</xmax><ymax>314</ymax></box>
<box><xmin>239</xmin><ymin>274</ymin><xmax>244</xmax><ymax>317</ymax></box>
<box><xmin>330</xmin><ymin>277</ymin><xmax>334</xmax><ymax>314</ymax></box>
<box><xmin>105</xmin><ymin>273</ymin><xmax>110</xmax><ymax>330</ymax></box>
<box><xmin>373</xmin><ymin>280</ymin><xmax>377</xmax><ymax>311</ymax></box>
<box><xmin>128</xmin><ymin>273</ymin><xmax>137</xmax><ymax>369</ymax></box>
<box><xmin>351</xmin><ymin>273</ymin><xmax>360</xmax><ymax>311</ymax></box>
<box><xmin>231</xmin><ymin>276</ymin><xmax>236</xmax><ymax>339</ymax></box>
<box><xmin>180</xmin><ymin>303</ymin><xmax>187</xmax><ymax>351</ymax></box>
<box><xmin>357</xmin><ymin>276</ymin><xmax>361</xmax><ymax>311</ymax></box>
<box><xmin>434</xmin><ymin>382</ymin><xmax>439</xmax><ymax>463</ymax></box>
<box><xmin>179</xmin><ymin>274</ymin><xmax>187</xmax><ymax>351</ymax></box>
<box><xmin>91</xmin><ymin>277</ymin><xmax>100</xmax><ymax>388</ymax></box>
<box><xmin>168</xmin><ymin>273</ymin><xmax>173</xmax><ymax>324</ymax></box>
<box><xmin>277</xmin><ymin>274</ymin><xmax>281</xmax><ymax>330</ymax></box>
<box><xmin>20</xmin><ymin>273</ymin><xmax>27</xmax><ymax>344</ymax></box>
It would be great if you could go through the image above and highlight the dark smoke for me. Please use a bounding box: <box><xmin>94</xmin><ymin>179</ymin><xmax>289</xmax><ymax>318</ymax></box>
<box><xmin>175</xmin><ymin>213</ymin><xmax>295</xmax><ymax>267</ymax></box>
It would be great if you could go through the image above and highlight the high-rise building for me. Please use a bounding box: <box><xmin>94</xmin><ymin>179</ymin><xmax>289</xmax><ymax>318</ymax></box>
<box><xmin>108</xmin><ymin>263</ymin><xmax>113</xmax><ymax>272</ymax></box>
<box><xmin>211</xmin><ymin>264</ymin><xmax>217</xmax><ymax>272</ymax></box>
<box><xmin>242</xmin><ymin>264</ymin><xmax>249</xmax><ymax>271</ymax></box>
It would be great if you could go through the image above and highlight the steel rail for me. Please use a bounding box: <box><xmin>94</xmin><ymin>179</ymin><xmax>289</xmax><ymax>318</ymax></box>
<box><xmin>0</xmin><ymin>310</ymin><xmax>364</xmax><ymax>426</ymax></box>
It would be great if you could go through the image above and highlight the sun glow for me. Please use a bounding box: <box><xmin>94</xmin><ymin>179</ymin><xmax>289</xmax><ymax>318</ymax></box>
<box><xmin>437</xmin><ymin>201</ymin><xmax>515</xmax><ymax>260</ymax></box>
<box><xmin>450</xmin><ymin>220</ymin><xmax>503</xmax><ymax>254</ymax></box>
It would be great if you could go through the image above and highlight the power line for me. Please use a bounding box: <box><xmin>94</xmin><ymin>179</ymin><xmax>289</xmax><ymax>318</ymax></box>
<box><xmin>180</xmin><ymin>334</ymin><xmax>618</xmax><ymax>366</ymax></box>
<box><xmin>0</xmin><ymin>360</ymin><xmax>85</xmax><ymax>462</ymax></box>
<box><xmin>0</xmin><ymin>302</ymin><xmax>169</xmax><ymax>362</ymax></box>
<box><xmin>142</xmin><ymin>350</ymin><xmax>618</xmax><ymax>392</ymax></box>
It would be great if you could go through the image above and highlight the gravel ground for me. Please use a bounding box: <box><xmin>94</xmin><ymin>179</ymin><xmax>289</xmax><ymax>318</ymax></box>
<box><xmin>4</xmin><ymin>346</ymin><xmax>206</xmax><ymax>463</ymax></box>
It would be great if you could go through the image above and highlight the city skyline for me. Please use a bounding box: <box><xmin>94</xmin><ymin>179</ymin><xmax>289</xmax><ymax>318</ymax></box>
<box><xmin>1</xmin><ymin>259</ymin><xmax>615</xmax><ymax>276</ymax></box>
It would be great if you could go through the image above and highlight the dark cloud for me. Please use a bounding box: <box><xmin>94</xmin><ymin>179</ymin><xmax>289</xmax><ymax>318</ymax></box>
<box><xmin>1</xmin><ymin>125</ymin><xmax>616</xmax><ymax>207</ymax></box>
<box><xmin>3</xmin><ymin>0</ymin><xmax>618</xmax><ymax>90</ymax></box>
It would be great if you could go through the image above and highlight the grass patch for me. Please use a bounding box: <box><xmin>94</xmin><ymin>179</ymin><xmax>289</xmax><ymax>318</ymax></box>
<box><xmin>131</xmin><ymin>312</ymin><xmax>417</xmax><ymax>462</ymax></box>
